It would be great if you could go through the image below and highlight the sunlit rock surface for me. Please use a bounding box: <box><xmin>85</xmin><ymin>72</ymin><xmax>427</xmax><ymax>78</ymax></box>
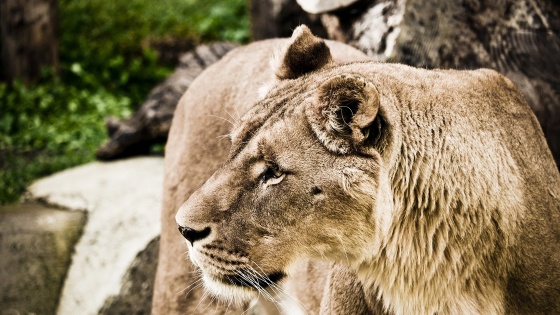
<box><xmin>27</xmin><ymin>156</ymin><xmax>163</xmax><ymax>315</ymax></box>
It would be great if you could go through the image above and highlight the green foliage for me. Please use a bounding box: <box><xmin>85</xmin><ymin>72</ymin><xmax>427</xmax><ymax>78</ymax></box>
<box><xmin>0</xmin><ymin>72</ymin><xmax>132</xmax><ymax>203</ymax></box>
<box><xmin>1</xmin><ymin>0</ymin><xmax>249</xmax><ymax>204</ymax></box>
<box><xmin>58</xmin><ymin>0</ymin><xmax>249</xmax><ymax>104</ymax></box>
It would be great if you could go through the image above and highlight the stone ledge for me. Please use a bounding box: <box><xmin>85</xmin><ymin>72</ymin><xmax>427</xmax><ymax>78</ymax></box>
<box><xmin>0</xmin><ymin>203</ymin><xmax>85</xmax><ymax>314</ymax></box>
<box><xmin>26</xmin><ymin>156</ymin><xmax>163</xmax><ymax>315</ymax></box>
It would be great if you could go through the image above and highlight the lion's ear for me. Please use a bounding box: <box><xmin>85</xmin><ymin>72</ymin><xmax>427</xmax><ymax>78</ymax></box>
<box><xmin>307</xmin><ymin>75</ymin><xmax>381</xmax><ymax>155</ymax></box>
<box><xmin>275</xmin><ymin>25</ymin><xmax>333</xmax><ymax>80</ymax></box>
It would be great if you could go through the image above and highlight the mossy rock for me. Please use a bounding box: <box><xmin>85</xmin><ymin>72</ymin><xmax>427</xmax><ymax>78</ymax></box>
<box><xmin>0</xmin><ymin>203</ymin><xmax>85</xmax><ymax>314</ymax></box>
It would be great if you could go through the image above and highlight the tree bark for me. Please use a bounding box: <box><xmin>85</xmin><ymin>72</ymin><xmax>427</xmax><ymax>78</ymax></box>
<box><xmin>250</xmin><ymin>0</ymin><xmax>328</xmax><ymax>40</ymax></box>
<box><xmin>95</xmin><ymin>42</ymin><xmax>239</xmax><ymax>160</ymax></box>
<box><xmin>0</xmin><ymin>0</ymin><xmax>59</xmax><ymax>84</ymax></box>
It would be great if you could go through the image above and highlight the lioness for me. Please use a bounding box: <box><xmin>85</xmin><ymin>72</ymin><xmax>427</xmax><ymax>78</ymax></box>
<box><xmin>152</xmin><ymin>27</ymin><xmax>370</xmax><ymax>314</ymax></box>
<box><xmin>171</xmin><ymin>26</ymin><xmax>560</xmax><ymax>314</ymax></box>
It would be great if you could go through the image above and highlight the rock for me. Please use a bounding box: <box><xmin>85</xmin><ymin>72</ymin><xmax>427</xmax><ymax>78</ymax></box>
<box><xmin>99</xmin><ymin>236</ymin><xmax>159</xmax><ymax>315</ymax></box>
<box><xmin>96</xmin><ymin>42</ymin><xmax>238</xmax><ymax>161</ymax></box>
<box><xmin>0</xmin><ymin>202</ymin><xmax>85</xmax><ymax>315</ymax></box>
<box><xmin>393</xmin><ymin>0</ymin><xmax>560</xmax><ymax>168</ymax></box>
<box><xmin>295</xmin><ymin>0</ymin><xmax>361</xmax><ymax>14</ymax></box>
<box><xmin>27</xmin><ymin>156</ymin><xmax>163</xmax><ymax>315</ymax></box>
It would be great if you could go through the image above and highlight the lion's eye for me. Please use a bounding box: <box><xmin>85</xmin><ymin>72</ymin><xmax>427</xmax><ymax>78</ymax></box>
<box><xmin>259</xmin><ymin>165</ymin><xmax>285</xmax><ymax>185</ymax></box>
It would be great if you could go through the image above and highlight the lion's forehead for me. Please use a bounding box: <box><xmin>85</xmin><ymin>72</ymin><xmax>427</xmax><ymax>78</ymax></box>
<box><xmin>229</xmin><ymin>84</ymin><xmax>316</xmax><ymax>159</ymax></box>
<box><xmin>231</xmin><ymin>114</ymin><xmax>314</xmax><ymax>167</ymax></box>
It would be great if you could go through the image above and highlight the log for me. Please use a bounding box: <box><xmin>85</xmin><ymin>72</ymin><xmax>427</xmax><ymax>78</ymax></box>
<box><xmin>96</xmin><ymin>42</ymin><xmax>238</xmax><ymax>160</ymax></box>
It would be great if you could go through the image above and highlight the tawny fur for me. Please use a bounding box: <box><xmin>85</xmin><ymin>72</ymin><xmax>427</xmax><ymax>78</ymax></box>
<box><xmin>165</xmin><ymin>26</ymin><xmax>560</xmax><ymax>315</ymax></box>
<box><xmin>152</xmin><ymin>27</ymin><xmax>370</xmax><ymax>315</ymax></box>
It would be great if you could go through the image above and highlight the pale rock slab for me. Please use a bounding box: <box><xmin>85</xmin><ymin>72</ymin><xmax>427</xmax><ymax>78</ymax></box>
<box><xmin>28</xmin><ymin>156</ymin><xmax>163</xmax><ymax>315</ymax></box>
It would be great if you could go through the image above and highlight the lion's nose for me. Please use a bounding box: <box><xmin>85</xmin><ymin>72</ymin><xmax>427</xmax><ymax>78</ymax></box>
<box><xmin>178</xmin><ymin>225</ymin><xmax>211</xmax><ymax>245</ymax></box>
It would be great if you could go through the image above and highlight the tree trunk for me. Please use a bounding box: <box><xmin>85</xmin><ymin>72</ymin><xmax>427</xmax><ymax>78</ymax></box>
<box><xmin>250</xmin><ymin>0</ymin><xmax>328</xmax><ymax>40</ymax></box>
<box><xmin>0</xmin><ymin>0</ymin><xmax>59</xmax><ymax>84</ymax></box>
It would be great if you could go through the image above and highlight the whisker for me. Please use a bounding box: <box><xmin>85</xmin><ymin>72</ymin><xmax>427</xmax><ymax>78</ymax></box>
<box><xmin>244</xmin><ymin>266</ymin><xmax>284</xmax><ymax>314</ymax></box>
<box><xmin>249</xmin><ymin>269</ymin><xmax>279</xmax><ymax>303</ymax></box>
<box><xmin>233</xmin><ymin>107</ymin><xmax>243</xmax><ymax>122</ymax></box>
<box><xmin>237</xmin><ymin>269</ymin><xmax>274</xmax><ymax>301</ymax></box>
<box><xmin>270</xmin><ymin>281</ymin><xmax>310</xmax><ymax>315</ymax></box>
<box><xmin>271</xmin><ymin>283</ymin><xmax>309</xmax><ymax>315</ymax></box>
<box><xmin>225</xmin><ymin>109</ymin><xmax>240</xmax><ymax>124</ymax></box>
<box><xmin>247</xmin><ymin>260</ymin><xmax>310</xmax><ymax>315</ymax></box>
<box><xmin>217</xmin><ymin>133</ymin><xmax>232</xmax><ymax>140</ymax></box>
<box><xmin>244</xmin><ymin>266</ymin><xmax>279</xmax><ymax>297</ymax></box>
<box><xmin>240</xmin><ymin>302</ymin><xmax>252</xmax><ymax>315</ymax></box>
<box><xmin>224</xmin><ymin>297</ymin><xmax>234</xmax><ymax>314</ymax></box>
<box><xmin>196</xmin><ymin>289</ymin><xmax>211</xmax><ymax>310</ymax></box>
<box><xmin>226</xmin><ymin>273</ymin><xmax>267</xmax><ymax>315</ymax></box>
<box><xmin>180</xmin><ymin>278</ymin><xmax>205</xmax><ymax>298</ymax></box>
<box><xmin>229</xmin><ymin>272</ymin><xmax>270</xmax><ymax>302</ymax></box>
<box><xmin>206</xmin><ymin>114</ymin><xmax>236</xmax><ymax>127</ymax></box>
<box><xmin>177</xmin><ymin>240</ymin><xmax>187</xmax><ymax>247</ymax></box>
<box><xmin>201</xmin><ymin>292</ymin><xmax>220</xmax><ymax>313</ymax></box>
<box><xmin>185</xmin><ymin>269</ymin><xmax>203</xmax><ymax>274</ymax></box>
<box><xmin>337</xmin><ymin>234</ymin><xmax>351</xmax><ymax>266</ymax></box>
<box><xmin>314</xmin><ymin>247</ymin><xmax>327</xmax><ymax>260</ymax></box>
<box><xmin>176</xmin><ymin>271</ymin><xmax>204</xmax><ymax>295</ymax></box>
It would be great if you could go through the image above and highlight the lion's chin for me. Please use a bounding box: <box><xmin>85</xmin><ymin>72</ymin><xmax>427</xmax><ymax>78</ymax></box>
<box><xmin>202</xmin><ymin>272</ymin><xmax>285</xmax><ymax>304</ymax></box>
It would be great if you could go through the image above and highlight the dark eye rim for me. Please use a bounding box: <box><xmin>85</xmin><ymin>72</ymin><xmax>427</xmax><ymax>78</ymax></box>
<box><xmin>259</xmin><ymin>164</ymin><xmax>283</xmax><ymax>183</ymax></box>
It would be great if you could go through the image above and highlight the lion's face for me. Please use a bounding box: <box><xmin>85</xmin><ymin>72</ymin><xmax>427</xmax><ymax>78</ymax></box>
<box><xmin>175</xmin><ymin>26</ymin><xmax>395</xmax><ymax>302</ymax></box>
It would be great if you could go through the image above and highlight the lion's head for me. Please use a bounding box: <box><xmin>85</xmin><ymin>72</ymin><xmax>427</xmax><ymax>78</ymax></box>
<box><xmin>175</xmin><ymin>25</ymin><xmax>397</xmax><ymax>303</ymax></box>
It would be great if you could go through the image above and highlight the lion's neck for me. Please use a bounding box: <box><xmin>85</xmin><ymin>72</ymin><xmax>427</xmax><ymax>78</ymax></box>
<box><xmin>355</xmin><ymin>111</ymin><xmax>523</xmax><ymax>315</ymax></box>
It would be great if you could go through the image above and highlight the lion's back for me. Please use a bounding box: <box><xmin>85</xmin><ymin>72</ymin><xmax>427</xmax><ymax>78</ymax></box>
<box><xmin>369</xmin><ymin>63</ymin><xmax>560</xmax><ymax>313</ymax></box>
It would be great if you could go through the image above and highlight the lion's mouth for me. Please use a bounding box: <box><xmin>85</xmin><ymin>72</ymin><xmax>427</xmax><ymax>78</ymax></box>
<box><xmin>219</xmin><ymin>271</ymin><xmax>286</xmax><ymax>289</ymax></box>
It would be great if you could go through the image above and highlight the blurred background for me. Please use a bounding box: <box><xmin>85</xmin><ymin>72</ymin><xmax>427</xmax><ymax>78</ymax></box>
<box><xmin>0</xmin><ymin>0</ymin><xmax>248</xmax><ymax>204</ymax></box>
